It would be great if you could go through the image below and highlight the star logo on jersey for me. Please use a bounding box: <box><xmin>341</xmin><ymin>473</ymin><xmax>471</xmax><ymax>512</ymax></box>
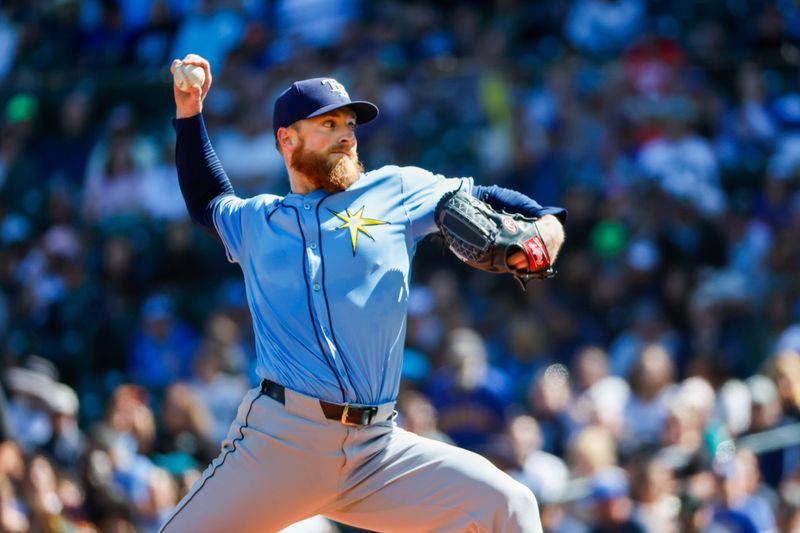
<box><xmin>328</xmin><ymin>206</ymin><xmax>388</xmax><ymax>255</ymax></box>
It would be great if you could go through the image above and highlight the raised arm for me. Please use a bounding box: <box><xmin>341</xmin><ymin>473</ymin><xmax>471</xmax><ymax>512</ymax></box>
<box><xmin>171</xmin><ymin>54</ymin><xmax>234</xmax><ymax>239</ymax></box>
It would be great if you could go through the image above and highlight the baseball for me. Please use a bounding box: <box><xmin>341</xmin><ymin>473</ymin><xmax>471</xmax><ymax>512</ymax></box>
<box><xmin>173</xmin><ymin>64</ymin><xmax>206</xmax><ymax>92</ymax></box>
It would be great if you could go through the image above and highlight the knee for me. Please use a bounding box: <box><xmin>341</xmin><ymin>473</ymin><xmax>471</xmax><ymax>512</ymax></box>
<box><xmin>509</xmin><ymin>481</ymin><xmax>538</xmax><ymax>510</ymax></box>
<box><xmin>498</xmin><ymin>480</ymin><xmax>542</xmax><ymax>533</ymax></box>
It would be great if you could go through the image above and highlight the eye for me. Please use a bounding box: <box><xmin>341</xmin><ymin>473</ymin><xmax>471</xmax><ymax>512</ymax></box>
<box><xmin>347</xmin><ymin>121</ymin><xmax>356</xmax><ymax>129</ymax></box>
<box><xmin>322</xmin><ymin>120</ymin><xmax>334</xmax><ymax>127</ymax></box>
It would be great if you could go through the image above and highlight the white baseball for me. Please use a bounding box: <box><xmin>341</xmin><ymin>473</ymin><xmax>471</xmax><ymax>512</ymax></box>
<box><xmin>173</xmin><ymin>64</ymin><xmax>206</xmax><ymax>92</ymax></box>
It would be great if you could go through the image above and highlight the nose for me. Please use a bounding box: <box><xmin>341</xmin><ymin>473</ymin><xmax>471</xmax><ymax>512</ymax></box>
<box><xmin>338</xmin><ymin>127</ymin><xmax>355</xmax><ymax>146</ymax></box>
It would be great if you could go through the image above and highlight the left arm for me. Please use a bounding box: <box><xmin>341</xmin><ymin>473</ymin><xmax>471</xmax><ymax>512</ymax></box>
<box><xmin>472</xmin><ymin>185</ymin><xmax>566</xmax><ymax>222</ymax></box>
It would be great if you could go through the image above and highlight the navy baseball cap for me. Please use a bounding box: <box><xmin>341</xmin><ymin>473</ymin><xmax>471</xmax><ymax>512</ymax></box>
<box><xmin>272</xmin><ymin>77</ymin><xmax>379</xmax><ymax>135</ymax></box>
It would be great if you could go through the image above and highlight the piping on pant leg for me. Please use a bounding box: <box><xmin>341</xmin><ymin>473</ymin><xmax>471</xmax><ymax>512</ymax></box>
<box><xmin>158</xmin><ymin>391</ymin><xmax>263</xmax><ymax>532</ymax></box>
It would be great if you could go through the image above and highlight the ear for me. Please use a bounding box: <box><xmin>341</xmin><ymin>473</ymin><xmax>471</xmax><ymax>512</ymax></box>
<box><xmin>277</xmin><ymin>127</ymin><xmax>296</xmax><ymax>152</ymax></box>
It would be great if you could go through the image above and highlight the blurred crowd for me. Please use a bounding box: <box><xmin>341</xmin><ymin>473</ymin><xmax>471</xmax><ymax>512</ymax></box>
<box><xmin>2</xmin><ymin>0</ymin><xmax>800</xmax><ymax>531</ymax></box>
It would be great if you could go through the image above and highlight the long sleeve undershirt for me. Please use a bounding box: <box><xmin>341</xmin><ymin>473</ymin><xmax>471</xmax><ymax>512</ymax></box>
<box><xmin>173</xmin><ymin>114</ymin><xmax>566</xmax><ymax>239</ymax></box>
<box><xmin>173</xmin><ymin>114</ymin><xmax>233</xmax><ymax>240</ymax></box>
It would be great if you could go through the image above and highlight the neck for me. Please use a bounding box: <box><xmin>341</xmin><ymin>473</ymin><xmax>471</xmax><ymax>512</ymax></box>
<box><xmin>287</xmin><ymin>167</ymin><xmax>319</xmax><ymax>195</ymax></box>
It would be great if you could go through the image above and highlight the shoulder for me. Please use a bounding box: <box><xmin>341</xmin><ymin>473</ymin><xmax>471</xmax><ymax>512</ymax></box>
<box><xmin>213</xmin><ymin>193</ymin><xmax>283</xmax><ymax>221</ymax></box>
<box><xmin>216</xmin><ymin>193</ymin><xmax>283</xmax><ymax>210</ymax></box>
<box><xmin>352</xmin><ymin>165</ymin><xmax>432</xmax><ymax>191</ymax></box>
<box><xmin>361</xmin><ymin>165</ymin><xmax>438</xmax><ymax>181</ymax></box>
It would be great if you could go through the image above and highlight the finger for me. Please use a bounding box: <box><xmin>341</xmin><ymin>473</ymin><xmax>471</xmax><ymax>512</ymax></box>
<box><xmin>200</xmin><ymin>66</ymin><xmax>212</xmax><ymax>95</ymax></box>
<box><xmin>170</xmin><ymin>59</ymin><xmax>181</xmax><ymax>74</ymax></box>
<box><xmin>508</xmin><ymin>252</ymin><xmax>528</xmax><ymax>270</ymax></box>
<box><xmin>182</xmin><ymin>54</ymin><xmax>209</xmax><ymax>69</ymax></box>
<box><xmin>180</xmin><ymin>55</ymin><xmax>212</xmax><ymax>95</ymax></box>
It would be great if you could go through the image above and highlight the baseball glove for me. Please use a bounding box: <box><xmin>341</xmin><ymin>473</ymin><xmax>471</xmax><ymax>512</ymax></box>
<box><xmin>434</xmin><ymin>190</ymin><xmax>555</xmax><ymax>289</ymax></box>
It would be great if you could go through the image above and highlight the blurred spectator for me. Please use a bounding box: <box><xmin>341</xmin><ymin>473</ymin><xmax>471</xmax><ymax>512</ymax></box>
<box><xmin>507</xmin><ymin>415</ymin><xmax>571</xmax><ymax>508</ymax></box>
<box><xmin>170</xmin><ymin>0</ymin><xmax>244</xmax><ymax>70</ymax></box>
<box><xmin>777</xmin><ymin>477</ymin><xmax>800</xmax><ymax>533</ymax></box>
<box><xmin>188</xmin><ymin>344</ymin><xmax>248</xmax><ymax>444</ymax></box>
<box><xmin>125</xmin><ymin>0</ymin><xmax>178</xmax><ymax>67</ymax></box>
<box><xmin>80</xmin><ymin>0</ymin><xmax>130</xmax><ymax>67</ymax></box>
<box><xmin>0</xmin><ymin>94</ymin><xmax>42</xmax><ymax>217</ymax></box>
<box><xmin>139</xmin><ymin>139</ymin><xmax>189</xmax><ymax>221</ymax></box>
<box><xmin>715</xmin><ymin>63</ymin><xmax>777</xmax><ymax>181</ymax></box>
<box><xmin>571</xmin><ymin>345</ymin><xmax>610</xmax><ymax>394</ymax></box>
<box><xmin>154</xmin><ymin>383</ymin><xmax>216</xmax><ymax>466</ymax></box>
<box><xmin>719</xmin><ymin>379</ymin><xmax>753</xmax><ymax>437</ymax></box>
<box><xmin>608</xmin><ymin>300</ymin><xmax>680</xmax><ymax>379</ymax></box>
<box><xmin>427</xmin><ymin>328</ymin><xmax>512</xmax><ymax>451</ymax></box>
<box><xmin>527</xmin><ymin>364</ymin><xmax>577</xmax><ymax>458</ymax></box>
<box><xmin>637</xmin><ymin>97</ymin><xmax>725</xmax><ymax>216</ymax></box>
<box><xmin>128</xmin><ymin>294</ymin><xmax>200</xmax><ymax>390</ymax></box>
<box><xmin>569</xmin><ymin>425</ymin><xmax>618</xmax><ymax>479</ymax></box>
<box><xmin>745</xmin><ymin>374</ymin><xmax>800</xmax><ymax>488</ymax></box>
<box><xmin>40</xmin><ymin>89</ymin><xmax>96</xmax><ymax>188</ymax></box>
<box><xmin>586</xmin><ymin>467</ymin><xmax>647</xmax><ymax>532</ymax></box>
<box><xmin>629</xmin><ymin>454</ymin><xmax>680</xmax><ymax>532</ymax></box>
<box><xmin>40</xmin><ymin>381</ymin><xmax>85</xmax><ymax>470</ymax></box>
<box><xmin>621</xmin><ymin>343</ymin><xmax>677</xmax><ymax>453</ymax></box>
<box><xmin>0</xmin><ymin>7</ymin><xmax>18</xmax><ymax>81</ymax></box>
<box><xmin>709</xmin><ymin>451</ymin><xmax>778</xmax><ymax>533</ymax></box>
<box><xmin>5</xmin><ymin>356</ymin><xmax>64</xmax><ymax>453</ymax></box>
<box><xmin>574</xmin><ymin>375</ymin><xmax>630</xmax><ymax>440</ymax></box>
<box><xmin>565</xmin><ymin>0</ymin><xmax>645</xmax><ymax>56</ymax></box>
<box><xmin>212</xmin><ymin>107</ymin><xmax>286</xmax><ymax>196</ymax></box>
<box><xmin>766</xmin><ymin>349</ymin><xmax>800</xmax><ymax>419</ymax></box>
<box><xmin>395</xmin><ymin>390</ymin><xmax>452</xmax><ymax>444</ymax></box>
<box><xmin>83</xmin><ymin>133</ymin><xmax>148</xmax><ymax>221</ymax></box>
<box><xmin>274</xmin><ymin>0</ymin><xmax>361</xmax><ymax>48</ymax></box>
<box><xmin>83</xmin><ymin>105</ymin><xmax>159</xmax><ymax>222</ymax></box>
<box><xmin>766</xmin><ymin>93</ymin><xmax>800</xmax><ymax>181</ymax></box>
<box><xmin>498</xmin><ymin>316</ymin><xmax>553</xmax><ymax>402</ymax></box>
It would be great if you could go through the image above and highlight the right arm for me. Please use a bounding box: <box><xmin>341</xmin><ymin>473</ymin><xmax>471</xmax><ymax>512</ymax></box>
<box><xmin>171</xmin><ymin>54</ymin><xmax>232</xmax><ymax>240</ymax></box>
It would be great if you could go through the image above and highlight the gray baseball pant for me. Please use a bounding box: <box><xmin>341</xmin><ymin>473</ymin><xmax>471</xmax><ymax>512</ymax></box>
<box><xmin>159</xmin><ymin>385</ymin><xmax>542</xmax><ymax>533</ymax></box>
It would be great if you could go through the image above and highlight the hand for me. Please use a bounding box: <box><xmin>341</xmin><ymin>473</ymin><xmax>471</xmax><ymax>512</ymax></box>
<box><xmin>171</xmin><ymin>54</ymin><xmax>213</xmax><ymax>119</ymax></box>
<box><xmin>508</xmin><ymin>214</ymin><xmax>564</xmax><ymax>271</ymax></box>
<box><xmin>507</xmin><ymin>251</ymin><xmax>528</xmax><ymax>270</ymax></box>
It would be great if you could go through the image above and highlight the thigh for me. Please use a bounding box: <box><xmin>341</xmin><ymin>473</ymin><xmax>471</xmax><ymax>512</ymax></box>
<box><xmin>159</xmin><ymin>389</ymin><xmax>341</xmax><ymax>533</ymax></box>
<box><xmin>325</xmin><ymin>425</ymin><xmax>541</xmax><ymax>533</ymax></box>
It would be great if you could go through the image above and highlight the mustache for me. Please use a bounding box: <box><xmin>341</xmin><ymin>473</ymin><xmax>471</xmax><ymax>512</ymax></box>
<box><xmin>328</xmin><ymin>146</ymin><xmax>356</xmax><ymax>156</ymax></box>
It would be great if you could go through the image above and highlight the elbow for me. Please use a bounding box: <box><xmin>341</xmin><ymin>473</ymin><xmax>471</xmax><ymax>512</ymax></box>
<box><xmin>186</xmin><ymin>205</ymin><xmax>220</xmax><ymax>241</ymax></box>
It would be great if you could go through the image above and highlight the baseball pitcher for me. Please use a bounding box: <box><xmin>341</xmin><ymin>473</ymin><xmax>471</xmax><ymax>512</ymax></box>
<box><xmin>160</xmin><ymin>54</ymin><xmax>566</xmax><ymax>533</ymax></box>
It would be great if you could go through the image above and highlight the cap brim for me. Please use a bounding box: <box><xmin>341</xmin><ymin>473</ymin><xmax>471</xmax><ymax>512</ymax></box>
<box><xmin>306</xmin><ymin>101</ymin><xmax>379</xmax><ymax>125</ymax></box>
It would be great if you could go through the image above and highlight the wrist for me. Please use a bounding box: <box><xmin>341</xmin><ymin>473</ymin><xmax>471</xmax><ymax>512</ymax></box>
<box><xmin>176</xmin><ymin>108</ymin><xmax>201</xmax><ymax>119</ymax></box>
<box><xmin>537</xmin><ymin>215</ymin><xmax>564</xmax><ymax>261</ymax></box>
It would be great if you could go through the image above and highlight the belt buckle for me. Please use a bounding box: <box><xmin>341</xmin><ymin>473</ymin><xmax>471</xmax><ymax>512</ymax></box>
<box><xmin>340</xmin><ymin>404</ymin><xmax>358</xmax><ymax>426</ymax></box>
<box><xmin>340</xmin><ymin>404</ymin><xmax>377</xmax><ymax>426</ymax></box>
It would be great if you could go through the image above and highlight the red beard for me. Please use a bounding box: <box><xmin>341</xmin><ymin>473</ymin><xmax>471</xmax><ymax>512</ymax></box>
<box><xmin>290</xmin><ymin>139</ymin><xmax>364</xmax><ymax>193</ymax></box>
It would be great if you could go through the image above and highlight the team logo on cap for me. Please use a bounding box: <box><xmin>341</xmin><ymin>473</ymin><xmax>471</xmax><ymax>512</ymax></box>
<box><xmin>322</xmin><ymin>79</ymin><xmax>349</xmax><ymax>98</ymax></box>
<box><xmin>328</xmin><ymin>206</ymin><xmax>387</xmax><ymax>255</ymax></box>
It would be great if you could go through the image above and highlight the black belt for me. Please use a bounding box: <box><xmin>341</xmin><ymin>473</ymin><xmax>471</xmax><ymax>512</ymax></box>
<box><xmin>260</xmin><ymin>379</ymin><xmax>386</xmax><ymax>426</ymax></box>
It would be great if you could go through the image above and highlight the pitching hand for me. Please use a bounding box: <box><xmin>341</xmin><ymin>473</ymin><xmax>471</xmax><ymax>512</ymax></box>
<box><xmin>171</xmin><ymin>54</ymin><xmax>213</xmax><ymax>119</ymax></box>
<box><xmin>507</xmin><ymin>214</ymin><xmax>564</xmax><ymax>271</ymax></box>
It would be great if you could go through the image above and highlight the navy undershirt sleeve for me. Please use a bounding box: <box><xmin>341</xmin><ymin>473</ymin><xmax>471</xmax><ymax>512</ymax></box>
<box><xmin>172</xmin><ymin>113</ymin><xmax>234</xmax><ymax>240</ymax></box>
<box><xmin>472</xmin><ymin>184</ymin><xmax>567</xmax><ymax>224</ymax></box>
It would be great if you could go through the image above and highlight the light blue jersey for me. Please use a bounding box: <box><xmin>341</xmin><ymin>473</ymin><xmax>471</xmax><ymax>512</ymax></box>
<box><xmin>212</xmin><ymin>165</ymin><xmax>471</xmax><ymax>405</ymax></box>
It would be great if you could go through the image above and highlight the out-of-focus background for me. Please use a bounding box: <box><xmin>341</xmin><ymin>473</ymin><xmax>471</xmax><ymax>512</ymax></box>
<box><xmin>2</xmin><ymin>0</ymin><xmax>800</xmax><ymax>531</ymax></box>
